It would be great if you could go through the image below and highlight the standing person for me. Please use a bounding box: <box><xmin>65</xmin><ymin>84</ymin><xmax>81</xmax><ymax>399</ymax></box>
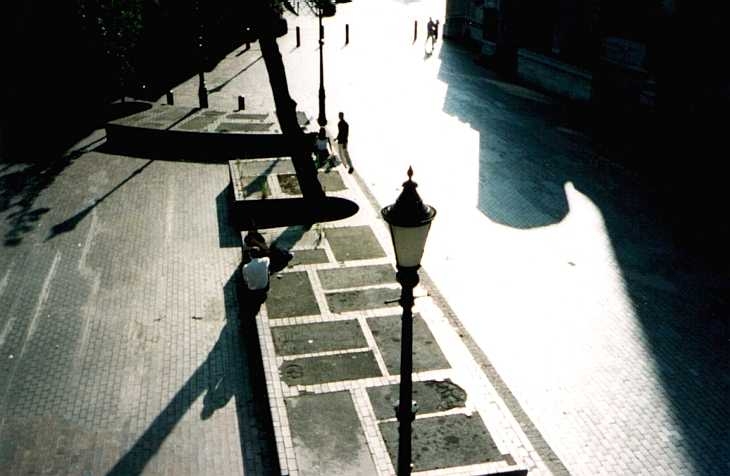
<box><xmin>335</xmin><ymin>112</ymin><xmax>349</xmax><ymax>149</ymax></box>
<box><xmin>313</xmin><ymin>127</ymin><xmax>332</xmax><ymax>168</ymax></box>
<box><xmin>426</xmin><ymin>17</ymin><xmax>435</xmax><ymax>43</ymax></box>
<box><xmin>434</xmin><ymin>19</ymin><xmax>440</xmax><ymax>41</ymax></box>
<box><xmin>335</xmin><ymin>111</ymin><xmax>354</xmax><ymax>173</ymax></box>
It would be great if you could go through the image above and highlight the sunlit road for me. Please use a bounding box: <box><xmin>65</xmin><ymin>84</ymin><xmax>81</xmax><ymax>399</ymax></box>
<box><xmin>175</xmin><ymin>0</ymin><xmax>730</xmax><ymax>473</ymax></box>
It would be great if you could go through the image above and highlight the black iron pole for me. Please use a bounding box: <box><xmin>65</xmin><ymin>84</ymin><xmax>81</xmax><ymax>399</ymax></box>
<box><xmin>317</xmin><ymin>9</ymin><xmax>327</xmax><ymax>126</ymax></box>
<box><xmin>395</xmin><ymin>266</ymin><xmax>419</xmax><ymax>476</ymax></box>
<box><xmin>198</xmin><ymin>70</ymin><xmax>208</xmax><ymax>108</ymax></box>
<box><xmin>195</xmin><ymin>0</ymin><xmax>208</xmax><ymax>108</ymax></box>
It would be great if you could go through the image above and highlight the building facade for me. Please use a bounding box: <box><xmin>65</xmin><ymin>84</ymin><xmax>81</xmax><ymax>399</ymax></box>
<box><xmin>443</xmin><ymin>0</ymin><xmax>728</xmax><ymax>117</ymax></box>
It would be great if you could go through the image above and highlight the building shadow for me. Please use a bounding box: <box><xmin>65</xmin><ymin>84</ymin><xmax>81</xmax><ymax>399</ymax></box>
<box><xmin>437</xmin><ymin>40</ymin><xmax>729</xmax><ymax>475</ymax></box>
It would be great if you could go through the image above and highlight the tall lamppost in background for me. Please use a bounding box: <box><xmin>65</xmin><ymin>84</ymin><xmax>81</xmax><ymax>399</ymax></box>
<box><xmin>316</xmin><ymin>0</ymin><xmax>335</xmax><ymax>126</ymax></box>
<box><xmin>195</xmin><ymin>0</ymin><xmax>208</xmax><ymax>108</ymax></box>
<box><xmin>381</xmin><ymin>167</ymin><xmax>437</xmax><ymax>476</ymax></box>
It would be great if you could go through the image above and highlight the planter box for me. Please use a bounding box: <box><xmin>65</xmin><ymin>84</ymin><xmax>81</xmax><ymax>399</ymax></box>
<box><xmin>228</xmin><ymin>158</ymin><xmax>358</xmax><ymax>230</ymax></box>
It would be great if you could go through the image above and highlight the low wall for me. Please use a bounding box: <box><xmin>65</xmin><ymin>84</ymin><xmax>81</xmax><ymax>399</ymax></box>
<box><xmin>517</xmin><ymin>49</ymin><xmax>593</xmax><ymax>102</ymax></box>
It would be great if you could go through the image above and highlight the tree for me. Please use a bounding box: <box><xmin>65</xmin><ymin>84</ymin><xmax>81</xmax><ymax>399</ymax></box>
<box><xmin>77</xmin><ymin>0</ymin><xmax>144</xmax><ymax>101</ymax></box>
<box><xmin>252</xmin><ymin>0</ymin><xmax>326</xmax><ymax>201</ymax></box>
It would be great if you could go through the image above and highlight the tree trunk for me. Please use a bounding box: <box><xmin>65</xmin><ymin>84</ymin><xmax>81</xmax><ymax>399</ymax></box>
<box><xmin>253</xmin><ymin>3</ymin><xmax>325</xmax><ymax>201</ymax></box>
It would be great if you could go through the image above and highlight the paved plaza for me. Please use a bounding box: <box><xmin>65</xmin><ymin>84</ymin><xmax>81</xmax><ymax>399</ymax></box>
<box><xmin>1</xmin><ymin>0</ymin><xmax>728</xmax><ymax>474</ymax></box>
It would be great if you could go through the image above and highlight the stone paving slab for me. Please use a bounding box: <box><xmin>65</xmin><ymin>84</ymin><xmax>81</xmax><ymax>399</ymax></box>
<box><xmin>368</xmin><ymin>314</ymin><xmax>451</xmax><ymax>374</ymax></box>
<box><xmin>325</xmin><ymin>287</ymin><xmax>401</xmax><ymax>313</ymax></box>
<box><xmin>278</xmin><ymin>170</ymin><xmax>346</xmax><ymax>195</ymax></box>
<box><xmin>288</xmin><ymin>248</ymin><xmax>329</xmax><ymax>265</ymax></box>
<box><xmin>272</xmin><ymin>320</ymin><xmax>367</xmax><ymax>355</ymax></box>
<box><xmin>325</xmin><ymin>225</ymin><xmax>387</xmax><ymax>262</ymax></box>
<box><xmin>317</xmin><ymin>264</ymin><xmax>396</xmax><ymax>290</ymax></box>
<box><xmin>216</xmin><ymin>122</ymin><xmax>277</xmax><ymax>133</ymax></box>
<box><xmin>286</xmin><ymin>391</ymin><xmax>377</xmax><ymax>476</ymax></box>
<box><xmin>107</xmin><ymin>104</ymin><xmax>191</xmax><ymax>128</ymax></box>
<box><xmin>267</xmin><ymin>271</ymin><xmax>320</xmax><ymax>319</ymax></box>
<box><xmin>367</xmin><ymin>380</ymin><xmax>467</xmax><ymax>421</ymax></box>
<box><xmin>169</xmin><ymin>109</ymin><xmax>280</xmax><ymax>134</ymax></box>
<box><xmin>279</xmin><ymin>351</ymin><xmax>382</xmax><ymax>386</ymax></box>
<box><xmin>379</xmin><ymin>414</ymin><xmax>504</xmax><ymax>472</ymax></box>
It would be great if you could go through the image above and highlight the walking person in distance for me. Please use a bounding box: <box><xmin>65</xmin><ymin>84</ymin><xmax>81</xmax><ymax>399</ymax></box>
<box><xmin>335</xmin><ymin>112</ymin><xmax>353</xmax><ymax>173</ymax></box>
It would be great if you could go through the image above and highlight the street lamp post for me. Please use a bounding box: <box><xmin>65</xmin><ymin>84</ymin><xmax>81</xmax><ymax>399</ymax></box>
<box><xmin>381</xmin><ymin>167</ymin><xmax>437</xmax><ymax>476</ymax></box>
<box><xmin>195</xmin><ymin>0</ymin><xmax>208</xmax><ymax>108</ymax></box>
<box><xmin>317</xmin><ymin>6</ymin><xmax>327</xmax><ymax>126</ymax></box>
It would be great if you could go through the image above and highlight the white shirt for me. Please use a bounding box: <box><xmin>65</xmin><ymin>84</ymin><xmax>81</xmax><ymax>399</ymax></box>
<box><xmin>243</xmin><ymin>257</ymin><xmax>270</xmax><ymax>290</ymax></box>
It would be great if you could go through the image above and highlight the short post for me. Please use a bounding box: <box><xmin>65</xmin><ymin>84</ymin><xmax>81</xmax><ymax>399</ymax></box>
<box><xmin>244</xmin><ymin>26</ymin><xmax>252</xmax><ymax>50</ymax></box>
<box><xmin>198</xmin><ymin>72</ymin><xmax>208</xmax><ymax>109</ymax></box>
<box><xmin>238</xmin><ymin>95</ymin><xmax>245</xmax><ymax>111</ymax></box>
<box><xmin>165</xmin><ymin>90</ymin><xmax>174</xmax><ymax>105</ymax></box>
<box><xmin>296</xmin><ymin>26</ymin><xmax>301</xmax><ymax>47</ymax></box>
<box><xmin>414</xmin><ymin>20</ymin><xmax>417</xmax><ymax>42</ymax></box>
<box><xmin>345</xmin><ymin>24</ymin><xmax>349</xmax><ymax>45</ymax></box>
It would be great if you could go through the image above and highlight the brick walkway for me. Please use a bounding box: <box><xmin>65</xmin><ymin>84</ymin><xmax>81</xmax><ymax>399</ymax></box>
<box><xmin>0</xmin><ymin>150</ymin><xmax>275</xmax><ymax>474</ymax></box>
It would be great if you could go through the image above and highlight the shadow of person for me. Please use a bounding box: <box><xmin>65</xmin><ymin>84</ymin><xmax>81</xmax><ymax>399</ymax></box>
<box><xmin>107</xmin><ymin>266</ymin><xmax>277</xmax><ymax>475</ymax></box>
<box><xmin>46</xmin><ymin>160</ymin><xmax>153</xmax><ymax>241</ymax></box>
<box><xmin>201</xmin><ymin>375</ymin><xmax>232</xmax><ymax>420</ymax></box>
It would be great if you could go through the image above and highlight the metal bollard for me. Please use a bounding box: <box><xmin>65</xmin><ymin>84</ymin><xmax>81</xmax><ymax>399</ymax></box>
<box><xmin>296</xmin><ymin>26</ymin><xmax>301</xmax><ymax>47</ymax></box>
<box><xmin>238</xmin><ymin>95</ymin><xmax>245</xmax><ymax>111</ymax></box>
<box><xmin>414</xmin><ymin>20</ymin><xmax>418</xmax><ymax>42</ymax></box>
<box><xmin>198</xmin><ymin>72</ymin><xmax>208</xmax><ymax>109</ymax></box>
<box><xmin>165</xmin><ymin>90</ymin><xmax>174</xmax><ymax>105</ymax></box>
<box><xmin>345</xmin><ymin>24</ymin><xmax>349</xmax><ymax>45</ymax></box>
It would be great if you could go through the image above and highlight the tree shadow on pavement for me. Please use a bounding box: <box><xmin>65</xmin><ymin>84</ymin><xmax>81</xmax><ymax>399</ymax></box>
<box><xmin>1</xmin><ymin>99</ymin><xmax>152</xmax><ymax>247</ymax></box>
<box><xmin>208</xmin><ymin>55</ymin><xmax>264</xmax><ymax>94</ymax></box>
<box><xmin>46</xmin><ymin>159</ymin><xmax>154</xmax><ymax>241</ymax></box>
<box><xmin>107</xmin><ymin>266</ymin><xmax>279</xmax><ymax>476</ymax></box>
<box><xmin>0</xmin><ymin>134</ymin><xmax>106</xmax><ymax>247</ymax></box>
<box><xmin>437</xmin><ymin>41</ymin><xmax>729</xmax><ymax>475</ymax></box>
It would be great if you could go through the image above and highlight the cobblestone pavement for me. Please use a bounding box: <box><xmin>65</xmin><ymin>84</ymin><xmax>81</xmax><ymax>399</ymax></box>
<box><xmin>161</xmin><ymin>0</ymin><xmax>729</xmax><ymax>474</ymax></box>
<box><xmin>0</xmin><ymin>147</ymin><xmax>275</xmax><ymax>473</ymax></box>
